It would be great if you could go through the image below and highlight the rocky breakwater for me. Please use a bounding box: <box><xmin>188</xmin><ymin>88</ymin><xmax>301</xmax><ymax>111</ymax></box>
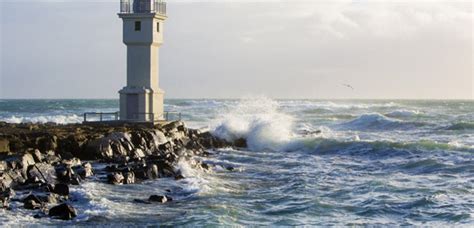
<box><xmin>0</xmin><ymin>121</ymin><xmax>231</xmax><ymax>220</ymax></box>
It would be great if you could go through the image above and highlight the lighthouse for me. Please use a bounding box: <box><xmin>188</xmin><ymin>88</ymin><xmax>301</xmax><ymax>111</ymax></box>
<box><xmin>118</xmin><ymin>0</ymin><xmax>167</xmax><ymax>122</ymax></box>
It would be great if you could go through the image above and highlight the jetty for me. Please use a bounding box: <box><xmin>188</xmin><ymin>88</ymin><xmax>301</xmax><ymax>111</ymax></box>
<box><xmin>0</xmin><ymin>121</ymin><xmax>235</xmax><ymax>220</ymax></box>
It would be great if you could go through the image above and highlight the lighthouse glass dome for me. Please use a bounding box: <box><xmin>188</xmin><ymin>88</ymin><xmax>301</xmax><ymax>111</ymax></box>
<box><xmin>120</xmin><ymin>0</ymin><xmax>167</xmax><ymax>15</ymax></box>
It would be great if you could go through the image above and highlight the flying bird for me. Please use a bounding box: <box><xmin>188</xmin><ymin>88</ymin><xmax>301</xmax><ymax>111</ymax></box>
<box><xmin>342</xmin><ymin>84</ymin><xmax>355</xmax><ymax>90</ymax></box>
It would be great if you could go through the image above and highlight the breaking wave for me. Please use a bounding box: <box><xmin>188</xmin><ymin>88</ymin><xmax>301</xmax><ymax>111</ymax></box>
<box><xmin>212</xmin><ymin>97</ymin><xmax>295</xmax><ymax>151</ymax></box>
<box><xmin>2</xmin><ymin>115</ymin><xmax>82</xmax><ymax>124</ymax></box>
<box><xmin>211</xmin><ymin>98</ymin><xmax>465</xmax><ymax>154</ymax></box>
<box><xmin>337</xmin><ymin>113</ymin><xmax>426</xmax><ymax>131</ymax></box>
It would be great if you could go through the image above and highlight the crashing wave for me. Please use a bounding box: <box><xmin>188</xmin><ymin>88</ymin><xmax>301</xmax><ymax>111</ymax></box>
<box><xmin>212</xmin><ymin>97</ymin><xmax>296</xmax><ymax>152</ymax></box>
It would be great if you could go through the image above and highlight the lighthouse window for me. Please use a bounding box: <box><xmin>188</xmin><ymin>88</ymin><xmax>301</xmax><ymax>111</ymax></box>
<box><xmin>134</xmin><ymin>21</ymin><xmax>141</xmax><ymax>31</ymax></box>
<box><xmin>156</xmin><ymin>22</ymin><xmax>160</xmax><ymax>32</ymax></box>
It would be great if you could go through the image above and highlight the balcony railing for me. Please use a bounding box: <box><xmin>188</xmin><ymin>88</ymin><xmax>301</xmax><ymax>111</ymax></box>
<box><xmin>120</xmin><ymin>0</ymin><xmax>167</xmax><ymax>15</ymax></box>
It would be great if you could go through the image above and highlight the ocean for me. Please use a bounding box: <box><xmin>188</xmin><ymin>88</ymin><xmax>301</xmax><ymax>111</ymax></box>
<box><xmin>0</xmin><ymin>98</ymin><xmax>473</xmax><ymax>226</ymax></box>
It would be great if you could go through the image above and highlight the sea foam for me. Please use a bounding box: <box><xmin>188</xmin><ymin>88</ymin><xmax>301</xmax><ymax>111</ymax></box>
<box><xmin>3</xmin><ymin>115</ymin><xmax>82</xmax><ymax>124</ymax></box>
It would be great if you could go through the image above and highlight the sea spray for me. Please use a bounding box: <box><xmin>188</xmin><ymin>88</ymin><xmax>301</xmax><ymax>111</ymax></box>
<box><xmin>212</xmin><ymin>97</ymin><xmax>296</xmax><ymax>151</ymax></box>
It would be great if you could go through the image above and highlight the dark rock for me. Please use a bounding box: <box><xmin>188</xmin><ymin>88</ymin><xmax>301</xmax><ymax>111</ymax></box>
<box><xmin>23</xmin><ymin>194</ymin><xmax>42</xmax><ymax>210</ymax></box>
<box><xmin>0</xmin><ymin>188</ymin><xmax>14</xmax><ymax>208</ymax></box>
<box><xmin>36</xmin><ymin>135</ymin><xmax>57</xmax><ymax>153</ymax></box>
<box><xmin>175</xmin><ymin>174</ymin><xmax>185</xmax><ymax>180</ymax></box>
<box><xmin>158</xmin><ymin>142</ymin><xmax>172</xmax><ymax>152</ymax></box>
<box><xmin>28</xmin><ymin>163</ymin><xmax>56</xmax><ymax>184</ymax></box>
<box><xmin>123</xmin><ymin>171</ymin><xmax>135</xmax><ymax>184</ymax></box>
<box><xmin>53</xmin><ymin>183</ymin><xmax>69</xmax><ymax>196</ymax></box>
<box><xmin>8</xmin><ymin>139</ymin><xmax>26</xmax><ymax>154</ymax></box>
<box><xmin>107</xmin><ymin>172</ymin><xmax>124</xmax><ymax>185</ymax></box>
<box><xmin>44</xmin><ymin>154</ymin><xmax>61</xmax><ymax>165</ymax></box>
<box><xmin>48</xmin><ymin>203</ymin><xmax>77</xmax><ymax>220</ymax></box>
<box><xmin>148</xmin><ymin>195</ymin><xmax>167</xmax><ymax>203</ymax></box>
<box><xmin>226</xmin><ymin>166</ymin><xmax>235</xmax><ymax>171</ymax></box>
<box><xmin>58</xmin><ymin>134</ymin><xmax>85</xmax><ymax>158</ymax></box>
<box><xmin>56</xmin><ymin>165</ymin><xmax>81</xmax><ymax>185</ymax></box>
<box><xmin>76</xmin><ymin>162</ymin><xmax>93</xmax><ymax>178</ymax></box>
<box><xmin>70</xmin><ymin>176</ymin><xmax>81</xmax><ymax>185</ymax></box>
<box><xmin>146</xmin><ymin>164</ymin><xmax>159</xmax><ymax>179</ymax></box>
<box><xmin>234</xmin><ymin>138</ymin><xmax>247</xmax><ymax>148</ymax></box>
<box><xmin>201</xmin><ymin>163</ymin><xmax>210</xmax><ymax>170</ymax></box>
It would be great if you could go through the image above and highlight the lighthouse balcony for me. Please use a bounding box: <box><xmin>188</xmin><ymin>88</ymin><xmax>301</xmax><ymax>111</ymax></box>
<box><xmin>120</xmin><ymin>0</ymin><xmax>167</xmax><ymax>15</ymax></box>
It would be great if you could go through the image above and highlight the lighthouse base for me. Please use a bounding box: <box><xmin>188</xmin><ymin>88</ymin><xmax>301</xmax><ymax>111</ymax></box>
<box><xmin>119</xmin><ymin>87</ymin><xmax>164</xmax><ymax>122</ymax></box>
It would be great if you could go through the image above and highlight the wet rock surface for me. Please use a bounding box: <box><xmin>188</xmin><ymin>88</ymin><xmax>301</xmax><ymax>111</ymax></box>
<box><xmin>0</xmin><ymin>121</ymin><xmax>232</xmax><ymax>220</ymax></box>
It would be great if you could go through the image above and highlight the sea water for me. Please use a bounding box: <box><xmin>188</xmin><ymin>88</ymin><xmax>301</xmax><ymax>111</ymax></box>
<box><xmin>0</xmin><ymin>98</ymin><xmax>473</xmax><ymax>226</ymax></box>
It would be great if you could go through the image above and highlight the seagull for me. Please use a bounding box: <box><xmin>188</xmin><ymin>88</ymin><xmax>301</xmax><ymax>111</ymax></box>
<box><xmin>342</xmin><ymin>84</ymin><xmax>354</xmax><ymax>90</ymax></box>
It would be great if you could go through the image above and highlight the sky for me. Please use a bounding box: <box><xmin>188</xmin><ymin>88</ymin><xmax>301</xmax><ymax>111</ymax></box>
<box><xmin>0</xmin><ymin>0</ymin><xmax>472</xmax><ymax>99</ymax></box>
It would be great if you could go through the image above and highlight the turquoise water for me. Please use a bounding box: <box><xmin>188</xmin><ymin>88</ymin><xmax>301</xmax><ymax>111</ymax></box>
<box><xmin>0</xmin><ymin>98</ymin><xmax>473</xmax><ymax>226</ymax></box>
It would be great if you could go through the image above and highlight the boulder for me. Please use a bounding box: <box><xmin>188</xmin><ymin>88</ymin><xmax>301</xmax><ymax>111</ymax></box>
<box><xmin>147</xmin><ymin>164</ymin><xmax>159</xmax><ymax>179</ymax></box>
<box><xmin>123</xmin><ymin>171</ymin><xmax>135</xmax><ymax>184</ymax></box>
<box><xmin>28</xmin><ymin>163</ymin><xmax>56</xmax><ymax>184</ymax></box>
<box><xmin>148</xmin><ymin>195</ymin><xmax>167</xmax><ymax>203</ymax></box>
<box><xmin>5</xmin><ymin>169</ymin><xmax>26</xmax><ymax>187</ymax></box>
<box><xmin>20</xmin><ymin>153</ymin><xmax>35</xmax><ymax>171</ymax></box>
<box><xmin>52</xmin><ymin>183</ymin><xmax>69</xmax><ymax>196</ymax></box>
<box><xmin>0</xmin><ymin>188</ymin><xmax>14</xmax><ymax>208</ymax></box>
<box><xmin>74</xmin><ymin>162</ymin><xmax>93</xmax><ymax>178</ymax></box>
<box><xmin>44</xmin><ymin>154</ymin><xmax>61</xmax><ymax>165</ymax></box>
<box><xmin>23</xmin><ymin>194</ymin><xmax>43</xmax><ymax>210</ymax></box>
<box><xmin>48</xmin><ymin>203</ymin><xmax>77</xmax><ymax>220</ymax></box>
<box><xmin>56</xmin><ymin>165</ymin><xmax>80</xmax><ymax>185</ymax></box>
<box><xmin>36</xmin><ymin>135</ymin><xmax>57</xmax><ymax>152</ymax></box>
<box><xmin>107</xmin><ymin>172</ymin><xmax>124</xmax><ymax>185</ymax></box>
<box><xmin>8</xmin><ymin>139</ymin><xmax>26</xmax><ymax>154</ymax></box>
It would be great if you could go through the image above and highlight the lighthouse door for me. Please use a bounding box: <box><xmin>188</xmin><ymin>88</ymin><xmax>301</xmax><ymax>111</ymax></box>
<box><xmin>126</xmin><ymin>94</ymin><xmax>139</xmax><ymax>120</ymax></box>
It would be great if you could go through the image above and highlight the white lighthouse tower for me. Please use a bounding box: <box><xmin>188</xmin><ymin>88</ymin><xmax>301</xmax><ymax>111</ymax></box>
<box><xmin>118</xmin><ymin>0</ymin><xmax>167</xmax><ymax>122</ymax></box>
